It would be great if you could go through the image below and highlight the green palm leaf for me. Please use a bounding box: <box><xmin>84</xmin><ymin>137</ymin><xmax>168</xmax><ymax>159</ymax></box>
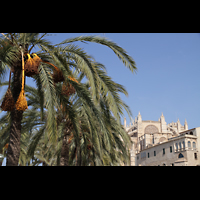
<box><xmin>56</xmin><ymin>35</ymin><xmax>137</xmax><ymax>73</ymax></box>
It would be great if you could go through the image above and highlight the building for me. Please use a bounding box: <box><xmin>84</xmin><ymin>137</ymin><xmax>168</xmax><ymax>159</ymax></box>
<box><xmin>124</xmin><ymin>112</ymin><xmax>190</xmax><ymax>166</ymax></box>
<box><xmin>136</xmin><ymin>127</ymin><xmax>200</xmax><ymax>166</ymax></box>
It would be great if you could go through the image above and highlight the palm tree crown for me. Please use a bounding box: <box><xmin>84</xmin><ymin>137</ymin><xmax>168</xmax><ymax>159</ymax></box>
<box><xmin>0</xmin><ymin>33</ymin><xmax>137</xmax><ymax>166</ymax></box>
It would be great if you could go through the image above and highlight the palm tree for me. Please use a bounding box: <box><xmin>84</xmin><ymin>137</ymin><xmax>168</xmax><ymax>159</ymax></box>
<box><xmin>27</xmin><ymin>67</ymin><xmax>131</xmax><ymax>166</ymax></box>
<box><xmin>0</xmin><ymin>33</ymin><xmax>136</xmax><ymax>166</ymax></box>
<box><xmin>0</xmin><ymin>78</ymin><xmax>132</xmax><ymax>166</ymax></box>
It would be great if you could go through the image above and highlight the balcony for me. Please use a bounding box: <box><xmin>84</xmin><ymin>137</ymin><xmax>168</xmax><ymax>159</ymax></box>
<box><xmin>174</xmin><ymin>147</ymin><xmax>197</xmax><ymax>152</ymax></box>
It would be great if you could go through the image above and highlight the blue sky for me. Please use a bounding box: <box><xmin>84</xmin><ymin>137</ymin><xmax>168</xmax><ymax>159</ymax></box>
<box><xmin>1</xmin><ymin>33</ymin><xmax>200</xmax><ymax>165</ymax></box>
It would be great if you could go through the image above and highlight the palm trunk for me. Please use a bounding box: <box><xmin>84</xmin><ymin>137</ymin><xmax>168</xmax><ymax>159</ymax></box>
<box><xmin>60</xmin><ymin>134</ymin><xmax>69</xmax><ymax>166</ymax></box>
<box><xmin>6</xmin><ymin>61</ymin><xmax>23</xmax><ymax>166</ymax></box>
<box><xmin>60</xmin><ymin>119</ymin><xmax>73</xmax><ymax>166</ymax></box>
<box><xmin>76</xmin><ymin>143</ymin><xmax>82</xmax><ymax>166</ymax></box>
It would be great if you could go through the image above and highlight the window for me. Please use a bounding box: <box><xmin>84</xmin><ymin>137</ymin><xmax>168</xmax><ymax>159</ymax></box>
<box><xmin>163</xmin><ymin>148</ymin><xmax>165</xmax><ymax>155</ymax></box>
<box><xmin>154</xmin><ymin>151</ymin><xmax>156</xmax><ymax>156</ymax></box>
<box><xmin>141</xmin><ymin>152</ymin><xmax>146</xmax><ymax>159</ymax></box>
<box><xmin>188</xmin><ymin>141</ymin><xmax>191</xmax><ymax>148</ymax></box>
<box><xmin>194</xmin><ymin>153</ymin><xmax>198</xmax><ymax>160</ymax></box>
<box><xmin>178</xmin><ymin>153</ymin><xmax>184</xmax><ymax>158</ymax></box>
<box><xmin>190</xmin><ymin>132</ymin><xmax>193</xmax><ymax>135</ymax></box>
<box><xmin>182</xmin><ymin>141</ymin><xmax>185</xmax><ymax>149</ymax></box>
<box><xmin>193</xmin><ymin>142</ymin><xmax>196</xmax><ymax>149</ymax></box>
<box><xmin>176</xmin><ymin>143</ymin><xmax>178</xmax><ymax>151</ymax></box>
<box><xmin>170</xmin><ymin>146</ymin><xmax>173</xmax><ymax>153</ymax></box>
<box><xmin>179</xmin><ymin>142</ymin><xmax>182</xmax><ymax>150</ymax></box>
<box><xmin>148</xmin><ymin>152</ymin><xmax>150</xmax><ymax>158</ymax></box>
<box><xmin>133</xmin><ymin>133</ymin><xmax>137</xmax><ymax>137</ymax></box>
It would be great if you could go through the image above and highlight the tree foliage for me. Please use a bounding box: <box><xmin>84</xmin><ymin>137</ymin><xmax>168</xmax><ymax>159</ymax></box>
<box><xmin>0</xmin><ymin>33</ymin><xmax>137</xmax><ymax>166</ymax></box>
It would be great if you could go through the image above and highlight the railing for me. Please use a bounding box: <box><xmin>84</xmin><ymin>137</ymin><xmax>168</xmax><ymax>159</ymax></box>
<box><xmin>174</xmin><ymin>147</ymin><xmax>197</xmax><ymax>152</ymax></box>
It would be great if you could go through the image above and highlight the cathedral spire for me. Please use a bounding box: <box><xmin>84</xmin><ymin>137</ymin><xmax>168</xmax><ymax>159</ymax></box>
<box><xmin>177</xmin><ymin>118</ymin><xmax>181</xmax><ymax>133</ymax></box>
<box><xmin>135</xmin><ymin>116</ymin><xmax>137</xmax><ymax>123</ymax></box>
<box><xmin>184</xmin><ymin>119</ymin><xmax>188</xmax><ymax>130</ymax></box>
<box><xmin>160</xmin><ymin>112</ymin><xmax>166</xmax><ymax>122</ymax></box>
<box><xmin>137</xmin><ymin>111</ymin><xmax>142</xmax><ymax>122</ymax></box>
<box><xmin>160</xmin><ymin>112</ymin><xmax>167</xmax><ymax>133</ymax></box>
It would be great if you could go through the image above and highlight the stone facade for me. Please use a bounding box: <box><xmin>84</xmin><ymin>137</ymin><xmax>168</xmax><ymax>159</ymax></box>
<box><xmin>124</xmin><ymin>112</ymin><xmax>189</xmax><ymax>166</ymax></box>
<box><xmin>136</xmin><ymin>128</ymin><xmax>200</xmax><ymax>166</ymax></box>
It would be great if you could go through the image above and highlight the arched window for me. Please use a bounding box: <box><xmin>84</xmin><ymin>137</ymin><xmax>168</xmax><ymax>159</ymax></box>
<box><xmin>179</xmin><ymin>142</ymin><xmax>182</xmax><ymax>150</ymax></box>
<box><xmin>144</xmin><ymin>125</ymin><xmax>159</xmax><ymax>134</ymax></box>
<box><xmin>190</xmin><ymin>132</ymin><xmax>193</xmax><ymax>135</ymax></box>
<box><xmin>182</xmin><ymin>141</ymin><xmax>185</xmax><ymax>149</ymax></box>
<box><xmin>178</xmin><ymin>153</ymin><xmax>184</xmax><ymax>158</ymax></box>
<box><xmin>176</xmin><ymin>143</ymin><xmax>178</xmax><ymax>151</ymax></box>
<box><xmin>188</xmin><ymin>141</ymin><xmax>191</xmax><ymax>148</ymax></box>
<box><xmin>193</xmin><ymin>142</ymin><xmax>196</xmax><ymax>149</ymax></box>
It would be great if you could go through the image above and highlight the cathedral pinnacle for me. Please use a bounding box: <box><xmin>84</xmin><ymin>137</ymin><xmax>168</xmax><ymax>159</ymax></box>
<box><xmin>137</xmin><ymin>111</ymin><xmax>142</xmax><ymax>122</ymax></box>
<box><xmin>184</xmin><ymin>119</ymin><xmax>188</xmax><ymax>130</ymax></box>
<box><xmin>160</xmin><ymin>112</ymin><xmax>166</xmax><ymax>122</ymax></box>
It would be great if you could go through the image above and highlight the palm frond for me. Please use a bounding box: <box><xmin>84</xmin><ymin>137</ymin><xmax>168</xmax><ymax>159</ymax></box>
<box><xmin>26</xmin><ymin>126</ymin><xmax>45</xmax><ymax>159</ymax></box>
<box><xmin>38</xmin><ymin>63</ymin><xmax>57</xmax><ymax>143</ymax></box>
<box><xmin>31</xmin><ymin>75</ymin><xmax>45</xmax><ymax>120</ymax></box>
<box><xmin>56</xmin><ymin>35</ymin><xmax>137</xmax><ymax>73</ymax></box>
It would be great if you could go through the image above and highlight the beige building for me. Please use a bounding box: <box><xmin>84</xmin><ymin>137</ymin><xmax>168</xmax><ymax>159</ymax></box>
<box><xmin>136</xmin><ymin>127</ymin><xmax>200</xmax><ymax>166</ymax></box>
<box><xmin>124</xmin><ymin>112</ymin><xmax>195</xmax><ymax>166</ymax></box>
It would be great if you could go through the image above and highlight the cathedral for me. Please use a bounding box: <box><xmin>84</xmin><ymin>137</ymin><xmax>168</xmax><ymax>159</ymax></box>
<box><xmin>124</xmin><ymin>112</ymin><xmax>189</xmax><ymax>166</ymax></box>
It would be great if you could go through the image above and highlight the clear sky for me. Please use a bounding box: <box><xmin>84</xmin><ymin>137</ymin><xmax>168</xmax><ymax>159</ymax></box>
<box><xmin>1</xmin><ymin>33</ymin><xmax>200</xmax><ymax>131</ymax></box>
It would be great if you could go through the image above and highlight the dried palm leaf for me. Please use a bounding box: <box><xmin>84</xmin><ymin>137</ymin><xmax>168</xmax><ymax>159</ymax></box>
<box><xmin>15</xmin><ymin>89</ymin><xmax>28</xmax><ymax>111</ymax></box>
<box><xmin>24</xmin><ymin>53</ymin><xmax>39</xmax><ymax>77</ymax></box>
<box><xmin>41</xmin><ymin>60</ymin><xmax>64</xmax><ymax>83</ymax></box>
<box><xmin>32</xmin><ymin>53</ymin><xmax>42</xmax><ymax>67</ymax></box>
<box><xmin>61</xmin><ymin>76</ymin><xmax>78</xmax><ymax>96</ymax></box>
<box><xmin>0</xmin><ymin>71</ymin><xmax>15</xmax><ymax>111</ymax></box>
<box><xmin>0</xmin><ymin>87</ymin><xmax>15</xmax><ymax>111</ymax></box>
<box><xmin>4</xmin><ymin>143</ymin><xmax>9</xmax><ymax>149</ymax></box>
<box><xmin>52</xmin><ymin>66</ymin><xmax>64</xmax><ymax>83</ymax></box>
<box><xmin>15</xmin><ymin>51</ymin><xmax>28</xmax><ymax>111</ymax></box>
